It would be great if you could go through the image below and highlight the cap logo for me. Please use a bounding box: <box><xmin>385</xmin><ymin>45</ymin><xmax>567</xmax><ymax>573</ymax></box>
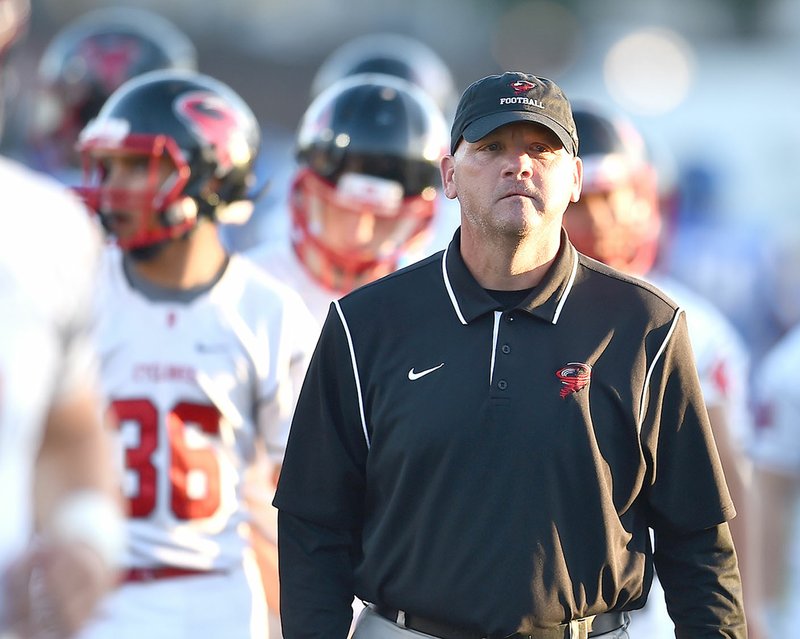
<box><xmin>510</xmin><ymin>80</ymin><xmax>536</xmax><ymax>95</ymax></box>
<box><xmin>555</xmin><ymin>362</ymin><xmax>592</xmax><ymax>398</ymax></box>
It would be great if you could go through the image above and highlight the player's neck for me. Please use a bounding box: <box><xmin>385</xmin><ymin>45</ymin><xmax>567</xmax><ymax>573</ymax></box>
<box><xmin>128</xmin><ymin>222</ymin><xmax>228</xmax><ymax>290</ymax></box>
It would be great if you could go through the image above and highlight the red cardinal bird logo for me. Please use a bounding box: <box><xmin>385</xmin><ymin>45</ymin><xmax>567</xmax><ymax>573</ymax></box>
<box><xmin>555</xmin><ymin>362</ymin><xmax>592</xmax><ymax>398</ymax></box>
<box><xmin>510</xmin><ymin>80</ymin><xmax>536</xmax><ymax>95</ymax></box>
<box><xmin>79</xmin><ymin>37</ymin><xmax>143</xmax><ymax>93</ymax></box>
<box><xmin>175</xmin><ymin>91</ymin><xmax>241</xmax><ymax>173</ymax></box>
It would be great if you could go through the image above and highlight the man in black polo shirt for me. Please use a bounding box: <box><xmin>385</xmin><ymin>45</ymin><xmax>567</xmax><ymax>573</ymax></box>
<box><xmin>274</xmin><ymin>71</ymin><xmax>746</xmax><ymax>639</ymax></box>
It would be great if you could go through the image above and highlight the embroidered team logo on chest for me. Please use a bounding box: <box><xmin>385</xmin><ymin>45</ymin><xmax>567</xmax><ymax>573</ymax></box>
<box><xmin>555</xmin><ymin>362</ymin><xmax>592</xmax><ymax>398</ymax></box>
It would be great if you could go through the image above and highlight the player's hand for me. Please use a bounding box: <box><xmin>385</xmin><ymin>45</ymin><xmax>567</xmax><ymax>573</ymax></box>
<box><xmin>2</xmin><ymin>540</ymin><xmax>116</xmax><ymax>638</ymax></box>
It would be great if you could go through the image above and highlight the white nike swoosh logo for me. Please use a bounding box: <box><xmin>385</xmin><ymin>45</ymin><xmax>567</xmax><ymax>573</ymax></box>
<box><xmin>407</xmin><ymin>363</ymin><xmax>445</xmax><ymax>381</ymax></box>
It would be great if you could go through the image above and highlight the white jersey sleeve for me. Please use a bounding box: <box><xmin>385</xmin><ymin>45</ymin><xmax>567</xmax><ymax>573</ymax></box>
<box><xmin>230</xmin><ymin>255</ymin><xmax>319</xmax><ymax>465</ymax></box>
<box><xmin>749</xmin><ymin>325</ymin><xmax>800</xmax><ymax>475</ymax></box>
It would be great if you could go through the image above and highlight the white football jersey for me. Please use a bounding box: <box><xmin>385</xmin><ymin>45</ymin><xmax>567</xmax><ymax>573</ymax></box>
<box><xmin>749</xmin><ymin>323</ymin><xmax>800</xmax><ymax>474</ymax></box>
<box><xmin>648</xmin><ymin>274</ymin><xmax>751</xmax><ymax>439</ymax></box>
<box><xmin>245</xmin><ymin>241</ymin><xmax>339</xmax><ymax>326</ymax></box>
<box><xmin>0</xmin><ymin>158</ymin><xmax>100</xmax><ymax>583</ymax></box>
<box><xmin>94</xmin><ymin>248</ymin><xmax>316</xmax><ymax>571</ymax></box>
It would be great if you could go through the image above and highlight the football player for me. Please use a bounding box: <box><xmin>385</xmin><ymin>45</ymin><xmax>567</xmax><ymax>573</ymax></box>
<box><xmin>0</xmin><ymin>1</ymin><xmax>124</xmax><ymax>636</ymax></box>
<box><xmin>245</xmin><ymin>73</ymin><xmax>447</xmax><ymax>636</ymax></box>
<box><xmin>73</xmin><ymin>69</ymin><xmax>316</xmax><ymax>639</ymax></box>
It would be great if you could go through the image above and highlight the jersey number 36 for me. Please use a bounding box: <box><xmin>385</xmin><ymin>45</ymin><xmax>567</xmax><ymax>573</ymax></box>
<box><xmin>109</xmin><ymin>398</ymin><xmax>222</xmax><ymax>520</ymax></box>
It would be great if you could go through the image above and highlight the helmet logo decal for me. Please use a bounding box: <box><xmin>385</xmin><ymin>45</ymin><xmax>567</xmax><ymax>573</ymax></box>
<box><xmin>175</xmin><ymin>91</ymin><xmax>241</xmax><ymax>173</ymax></box>
<box><xmin>510</xmin><ymin>80</ymin><xmax>536</xmax><ymax>95</ymax></box>
<box><xmin>79</xmin><ymin>38</ymin><xmax>142</xmax><ymax>93</ymax></box>
<box><xmin>555</xmin><ymin>362</ymin><xmax>592</xmax><ymax>399</ymax></box>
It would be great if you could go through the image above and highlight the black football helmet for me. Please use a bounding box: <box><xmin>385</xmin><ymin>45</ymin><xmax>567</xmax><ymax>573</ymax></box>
<box><xmin>310</xmin><ymin>33</ymin><xmax>456</xmax><ymax>117</ymax></box>
<box><xmin>29</xmin><ymin>7</ymin><xmax>196</xmax><ymax>173</ymax></box>
<box><xmin>76</xmin><ymin>69</ymin><xmax>260</xmax><ymax>250</ymax></box>
<box><xmin>291</xmin><ymin>73</ymin><xmax>448</xmax><ymax>291</ymax></box>
<box><xmin>564</xmin><ymin>103</ymin><xmax>660</xmax><ymax>275</ymax></box>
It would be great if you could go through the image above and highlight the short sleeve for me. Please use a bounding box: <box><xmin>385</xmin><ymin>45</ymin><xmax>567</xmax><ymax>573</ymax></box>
<box><xmin>273</xmin><ymin>303</ymin><xmax>368</xmax><ymax>530</ymax></box>
<box><xmin>640</xmin><ymin>310</ymin><xmax>735</xmax><ymax>532</ymax></box>
<box><xmin>258</xmin><ymin>287</ymin><xmax>320</xmax><ymax>465</ymax></box>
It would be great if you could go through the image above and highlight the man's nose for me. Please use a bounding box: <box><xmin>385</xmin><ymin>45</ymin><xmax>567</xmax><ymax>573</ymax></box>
<box><xmin>503</xmin><ymin>152</ymin><xmax>534</xmax><ymax>178</ymax></box>
<box><xmin>102</xmin><ymin>162</ymin><xmax>127</xmax><ymax>187</ymax></box>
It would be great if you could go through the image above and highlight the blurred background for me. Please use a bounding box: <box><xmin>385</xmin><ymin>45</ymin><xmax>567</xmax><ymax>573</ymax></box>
<box><xmin>7</xmin><ymin>0</ymin><xmax>800</xmax><ymax>363</ymax></box>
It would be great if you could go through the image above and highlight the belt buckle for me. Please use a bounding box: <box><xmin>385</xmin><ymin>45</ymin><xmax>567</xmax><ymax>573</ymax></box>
<box><xmin>568</xmin><ymin>617</ymin><xmax>592</xmax><ymax>639</ymax></box>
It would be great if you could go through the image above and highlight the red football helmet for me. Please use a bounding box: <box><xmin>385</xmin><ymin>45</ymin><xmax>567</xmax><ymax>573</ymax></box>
<box><xmin>292</xmin><ymin>74</ymin><xmax>448</xmax><ymax>292</ymax></box>
<box><xmin>75</xmin><ymin>70</ymin><xmax>260</xmax><ymax>250</ymax></box>
<box><xmin>29</xmin><ymin>7</ymin><xmax>196</xmax><ymax>174</ymax></box>
<box><xmin>564</xmin><ymin>103</ymin><xmax>660</xmax><ymax>275</ymax></box>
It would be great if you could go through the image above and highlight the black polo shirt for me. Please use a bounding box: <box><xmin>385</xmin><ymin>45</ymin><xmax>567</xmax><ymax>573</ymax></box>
<box><xmin>274</xmin><ymin>229</ymin><xmax>738</xmax><ymax>636</ymax></box>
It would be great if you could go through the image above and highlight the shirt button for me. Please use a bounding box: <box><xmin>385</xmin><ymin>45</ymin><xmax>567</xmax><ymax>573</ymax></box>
<box><xmin>497</xmin><ymin>379</ymin><xmax>508</xmax><ymax>390</ymax></box>
<box><xmin>501</xmin><ymin>344</ymin><xmax>511</xmax><ymax>354</ymax></box>
<box><xmin>506</xmin><ymin>315</ymin><xmax>515</xmax><ymax>323</ymax></box>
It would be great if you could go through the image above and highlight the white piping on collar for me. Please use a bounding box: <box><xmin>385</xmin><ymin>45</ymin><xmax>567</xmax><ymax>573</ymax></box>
<box><xmin>334</xmin><ymin>300</ymin><xmax>370</xmax><ymax>449</ymax></box>
<box><xmin>552</xmin><ymin>244</ymin><xmax>578</xmax><ymax>325</ymax></box>
<box><xmin>442</xmin><ymin>246</ymin><xmax>468</xmax><ymax>325</ymax></box>
<box><xmin>638</xmin><ymin>308</ymin><xmax>684</xmax><ymax>431</ymax></box>
<box><xmin>489</xmin><ymin>311</ymin><xmax>501</xmax><ymax>385</ymax></box>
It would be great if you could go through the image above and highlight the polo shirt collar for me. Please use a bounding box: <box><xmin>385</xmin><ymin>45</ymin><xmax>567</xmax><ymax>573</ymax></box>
<box><xmin>442</xmin><ymin>227</ymin><xmax>578</xmax><ymax>326</ymax></box>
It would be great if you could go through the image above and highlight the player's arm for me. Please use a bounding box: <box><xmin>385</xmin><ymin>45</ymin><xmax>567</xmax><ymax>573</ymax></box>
<box><xmin>242</xmin><ymin>447</ymin><xmax>282</xmax><ymax>621</ymax></box>
<box><xmin>5</xmin><ymin>389</ymin><xmax>125</xmax><ymax>639</ymax></box>
<box><xmin>753</xmin><ymin>467</ymin><xmax>797</xmax><ymax>630</ymax></box>
<box><xmin>704</xmin><ymin>405</ymin><xmax>764</xmax><ymax>638</ymax></box>
<box><xmin>247</xmin><ymin>286</ymin><xmax>319</xmax><ymax>625</ymax></box>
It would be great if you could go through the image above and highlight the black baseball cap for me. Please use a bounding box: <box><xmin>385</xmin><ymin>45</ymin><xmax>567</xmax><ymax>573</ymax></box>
<box><xmin>449</xmin><ymin>71</ymin><xmax>578</xmax><ymax>156</ymax></box>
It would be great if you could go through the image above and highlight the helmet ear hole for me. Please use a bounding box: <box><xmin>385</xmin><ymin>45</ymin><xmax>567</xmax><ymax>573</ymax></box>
<box><xmin>162</xmin><ymin>196</ymin><xmax>197</xmax><ymax>227</ymax></box>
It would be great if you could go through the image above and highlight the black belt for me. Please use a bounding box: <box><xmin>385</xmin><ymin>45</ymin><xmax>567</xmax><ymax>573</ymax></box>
<box><xmin>374</xmin><ymin>605</ymin><xmax>627</xmax><ymax>639</ymax></box>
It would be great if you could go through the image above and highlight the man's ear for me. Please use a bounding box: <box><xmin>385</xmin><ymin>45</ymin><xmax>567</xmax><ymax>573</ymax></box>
<box><xmin>440</xmin><ymin>155</ymin><xmax>458</xmax><ymax>200</ymax></box>
<box><xmin>570</xmin><ymin>156</ymin><xmax>583</xmax><ymax>203</ymax></box>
